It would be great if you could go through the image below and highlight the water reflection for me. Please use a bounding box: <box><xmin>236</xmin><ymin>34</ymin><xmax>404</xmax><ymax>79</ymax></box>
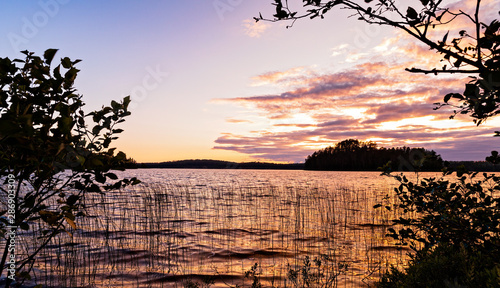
<box><xmin>25</xmin><ymin>169</ymin><xmax>438</xmax><ymax>287</ymax></box>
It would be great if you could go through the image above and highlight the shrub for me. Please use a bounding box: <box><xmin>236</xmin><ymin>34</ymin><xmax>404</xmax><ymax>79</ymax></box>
<box><xmin>376</xmin><ymin>167</ymin><xmax>500</xmax><ymax>287</ymax></box>
<box><xmin>0</xmin><ymin>49</ymin><xmax>139</xmax><ymax>286</ymax></box>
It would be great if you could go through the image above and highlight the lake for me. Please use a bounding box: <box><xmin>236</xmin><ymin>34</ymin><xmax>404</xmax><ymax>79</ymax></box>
<box><xmin>24</xmin><ymin>169</ymin><xmax>436</xmax><ymax>287</ymax></box>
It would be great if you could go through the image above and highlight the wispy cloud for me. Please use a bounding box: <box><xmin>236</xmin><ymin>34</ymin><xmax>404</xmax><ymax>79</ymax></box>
<box><xmin>213</xmin><ymin>50</ymin><xmax>499</xmax><ymax>162</ymax></box>
<box><xmin>216</xmin><ymin>5</ymin><xmax>500</xmax><ymax>162</ymax></box>
<box><xmin>331</xmin><ymin>44</ymin><xmax>349</xmax><ymax>57</ymax></box>
<box><xmin>250</xmin><ymin>66</ymin><xmax>310</xmax><ymax>87</ymax></box>
<box><xmin>226</xmin><ymin>118</ymin><xmax>253</xmax><ymax>124</ymax></box>
<box><xmin>242</xmin><ymin>19</ymin><xmax>270</xmax><ymax>38</ymax></box>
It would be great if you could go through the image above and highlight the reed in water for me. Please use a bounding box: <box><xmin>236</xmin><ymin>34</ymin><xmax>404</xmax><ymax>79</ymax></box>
<box><xmin>20</xmin><ymin>170</ymin><xmax>410</xmax><ymax>287</ymax></box>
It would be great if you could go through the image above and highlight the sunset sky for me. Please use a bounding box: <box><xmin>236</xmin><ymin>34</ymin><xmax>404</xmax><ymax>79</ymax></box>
<box><xmin>1</xmin><ymin>0</ymin><xmax>499</xmax><ymax>163</ymax></box>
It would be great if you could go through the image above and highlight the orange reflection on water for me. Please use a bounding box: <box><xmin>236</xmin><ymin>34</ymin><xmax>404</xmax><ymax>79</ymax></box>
<box><xmin>24</xmin><ymin>170</ymin><xmax>433</xmax><ymax>287</ymax></box>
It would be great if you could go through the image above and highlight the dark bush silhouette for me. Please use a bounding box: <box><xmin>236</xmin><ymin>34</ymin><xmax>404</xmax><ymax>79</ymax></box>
<box><xmin>0</xmin><ymin>49</ymin><xmax>140</xmax><ymax>285</ymax></box>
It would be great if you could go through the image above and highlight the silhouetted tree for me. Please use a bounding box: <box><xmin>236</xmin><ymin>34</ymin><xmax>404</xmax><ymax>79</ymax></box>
<box><xmin>486</xmin><ymin>150</ymin><xmax>500</xmax><ymax>171</ymax></box>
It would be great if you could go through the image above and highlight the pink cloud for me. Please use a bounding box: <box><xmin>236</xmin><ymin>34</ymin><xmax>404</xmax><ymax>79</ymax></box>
<box><xmin>213</xmin><ymin>25</ymin><xmax>499</xmax><ymax>162</ymax></box>
<box><xmin>242</xmin><ymin>19</ymin><xmax>271</xmax><ymax>38</ymax></box>
<box><xmin>226</xmin><ymin>118</ymin><xmax>253</xmax><ymax>124</ymax></box>
<box><xmin>251</xmin><ymin>67</ymin><xmax>310</xmax><ymax>87</ymax></box>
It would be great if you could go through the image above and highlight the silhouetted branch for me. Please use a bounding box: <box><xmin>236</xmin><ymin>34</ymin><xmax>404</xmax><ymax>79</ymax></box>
<box><xmin>405</xmin><ymin>68</ymin><xmax>481</xmax><ymax>74</ymax></box>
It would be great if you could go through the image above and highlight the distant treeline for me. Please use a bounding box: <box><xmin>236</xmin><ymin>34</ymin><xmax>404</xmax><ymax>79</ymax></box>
<box><xmin>304</xmin><ymin>139</ymin><xmax>443</xmax><ymax>171</ymax></box>
<box><xmin>132</xmin><ymin>141</ymin><xmax>498</xmax><ymax>172</ymax></box>
<box><xmin>139</xmin><ymin>159</ymin><xmax>304</xmax><ymax>170</ymax></box>
<box><xmin>446</xmin><ymin>161</ymin><xmax>498</xmax><ymax>172</ymax></box>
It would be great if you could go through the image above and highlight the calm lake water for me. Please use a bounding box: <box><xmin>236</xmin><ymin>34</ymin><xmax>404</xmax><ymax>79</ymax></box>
<box><xmin>23</xmin><ymin>169</ymin><xmax>439</xmax><ymax>287</ymax></box>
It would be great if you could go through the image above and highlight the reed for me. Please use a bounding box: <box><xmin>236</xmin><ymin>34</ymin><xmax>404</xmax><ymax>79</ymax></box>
<box><xmin>13</xmin><ymin>170</ymin><xmax>411</xmax><ymax>287</ymax></box>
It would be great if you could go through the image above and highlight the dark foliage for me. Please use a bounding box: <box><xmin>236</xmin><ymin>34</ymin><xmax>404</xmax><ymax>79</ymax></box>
<box><xmin>382</xmin><ymin>170</ymin><xmax>500</xmax><ymax>250</ymax></box>
<box><xmin>0</xmin><ymin>49</ymin><xmax>139</xmax><ymax>285</ymax></box>
<box><xmin>378</xmin><ymin>243</ymin><xmax>500</xmax><ymax>288</ymax></box>
<box><xmin>377</xmin><ymin>169</ymin><xmax>500</xmax><ymax>287</ymax></box>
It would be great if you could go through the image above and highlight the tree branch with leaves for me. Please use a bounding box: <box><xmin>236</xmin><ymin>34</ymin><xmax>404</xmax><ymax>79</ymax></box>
<box><xmin>0</xmin><ymin>49</ymin><xmax>140</xmax><ymax>286</ymax></box>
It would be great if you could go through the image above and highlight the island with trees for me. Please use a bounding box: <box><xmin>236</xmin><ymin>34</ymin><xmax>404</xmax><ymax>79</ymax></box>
<box><xmin>304</xmin><ymin>139</ymin><xmax>443</xmax><ymax>171</ymax></box>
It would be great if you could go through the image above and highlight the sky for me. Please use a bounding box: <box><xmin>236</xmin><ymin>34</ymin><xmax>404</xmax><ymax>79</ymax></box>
<box><xmin>1</xmin><ymin>0</ymin><xmax>499</xmax><ymax>163</ymax></box>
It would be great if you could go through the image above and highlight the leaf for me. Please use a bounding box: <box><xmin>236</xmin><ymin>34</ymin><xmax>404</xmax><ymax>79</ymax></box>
<box><xmin>64</xmin><ymin>67</ymin><xmax>78</xmax><ymax>87</ymax></box>
<box><xmin>24</xmin><ymin>195</ymin><xmax>36</xmax><ymax>209</ymax></box>
<box><xmin>479</xmin><ymin>36</ymin><xmax>493</xmax><ymax>49</ymax></box>
<box><xmin>444</xmin><ymin>93</ymin><xmax>452</xmax><ymax>103</ymax></box>
<box><xmin>106</xmin><ymin>172</ymin><xmax>118</xmax><ymax>180</ymax></box>
<box><xmin>61</xmin><ymin>57</ymin><xmax>72</xmax><ymax>69</ymax></box>
<box><xmin>90</xmin><ymin>158</ymin><xmax>104</xmax><ymax>167</ymax></box>
<box><xmin>65</xmin><ymin>217</ymin><xmax>77</xmax><ymax>229</ymax></box>
<box><xmin>59</xmin><ymin>116</ymin><xmax>73</xmax><ymax>134</ymax></box>
<box><xmin>436</xmin><ymin>10</ymin><xmax>446</xmax><ymax>22</ymax></box>
<box><xmin>102</xmin><ymin>137</ymin><xmax>112</xmax><ymax>148</ymax></box>
<box><xmin>39</xmin><ymin>210</ymin><xmax>59</xmax><ymax>226</ymax></box>
<box><xmin>463</xmin><ymin>83</ymin><xmax>479</xmax><ymax>97</ymax></box>
<box><xmin>19</xmin><ymin>271</ymin><xmax>32</xmax><ymax>280</ymax></box>
<box><xmin>20</xmin><ymin>222</ymin><xmax>29</xmax><ymax>231</ymax></box>
<box><xmin>92</xmin><ymin>125</ymin><xmax>102</xmax><ymax>136</ymax></box>
<box><xmin>444</xmin><ymin>93</ymin><xmax>463</xmax><ymax>103</ymax></box>
<box><xmin>420</xmin><ymin>0</ymin><xmax>429</xmax><ymax>5</ymax></box>
<box><xmin>406</xmin><ymin>7</ymin><xmax>419</xmax><ymax>20</ymax></box>
<box><xmin>111</xmin><ymin>100</ymin><xmax>119</xmax><ymax>110</ymax></box>
<box><xmin>485</xmin><ymin>19</ymin><xmax>500</xmax><ymax>35</ymax></box>
<box><xmin>442</xmin><ymin>31</ymin><xmax>449</xmax><ymax>44</ymax></box>
<box><xmin>116</xmin><ymin>151</ymin><xmax>127</xmax><ymax>161</ymax></box>
<box><xmin>66</xmin><ymin>194</ymin><xmax>80</xmax><ymax>206</ymax></box>
<box><xmin>87</xmin><ymin>184</ymin><xmax>102</xmax><ymax>193</ymax></box>
<box><xmin>95</xmin><ymin>172</ymin><xmax>106</xmax><ymax>183</ymax></box>
<box><xmin>43</xmin><ymin>49</ymin><xmax>58</xmax><ymax>65</ymax></box>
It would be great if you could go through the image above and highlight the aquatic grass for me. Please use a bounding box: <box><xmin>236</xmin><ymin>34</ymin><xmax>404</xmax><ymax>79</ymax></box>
<box><xmin>13</xmin><ymin>170</ymin><xmax>412</xmax><ymax>287</ymax></box>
